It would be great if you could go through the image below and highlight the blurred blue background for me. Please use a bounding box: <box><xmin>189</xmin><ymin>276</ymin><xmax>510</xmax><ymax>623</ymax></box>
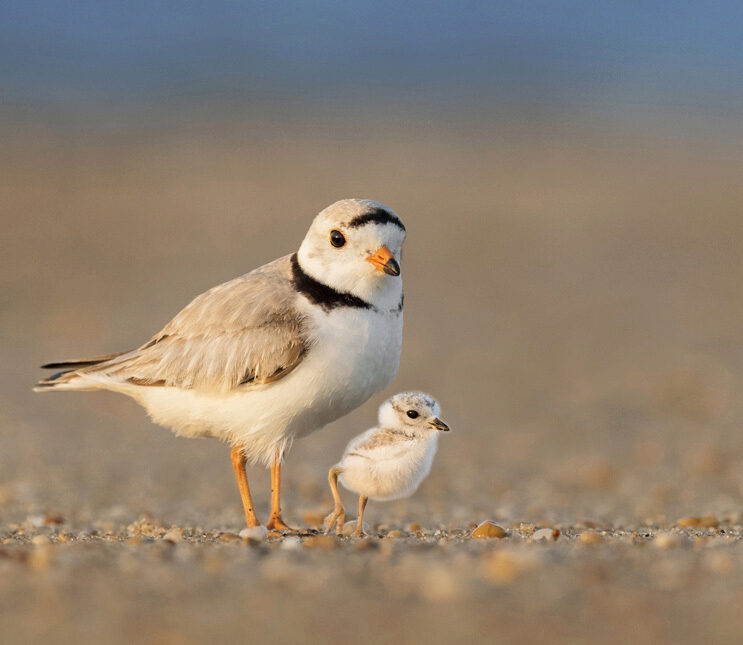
<box><xmin>3</xmin><ymin>1</ymin><xmax>743</xmax><ymax>127</ymax></box>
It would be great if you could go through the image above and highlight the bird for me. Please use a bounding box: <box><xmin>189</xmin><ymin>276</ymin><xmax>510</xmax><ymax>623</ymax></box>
<box><xmin>323</xmin><ymin>392</ymin><xmax>450</xmax><ymax>537</ymax></box>
<box><xmin>35</xmin><ymin>198</ymin><xmax>406</xmax><ymax>531</ymax></box>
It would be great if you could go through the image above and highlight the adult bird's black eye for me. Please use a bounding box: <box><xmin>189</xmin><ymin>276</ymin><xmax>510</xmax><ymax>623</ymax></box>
<box><xmin>330</xmin><ymin>230</ymin><xmax>346</xmax><ymax>248</ymax></box>
<box><xmin>406</xmin><ymin>410</ymin><xmax>419</xmax><ymax>419</ymax></box>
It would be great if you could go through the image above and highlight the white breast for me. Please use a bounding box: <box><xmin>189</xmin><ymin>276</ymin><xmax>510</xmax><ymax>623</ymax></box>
<box><xmin>338</xmin><ymin>435</ymin><xmax>438</xmax><ymax>502</ymax></box>
<box><xmin>138</xmin><ymin>305</ymin><xmax>402</xmax><ymax>466</ymax></box>
<box><xmin>294</xmin><ymin>304</ymin><xmax>403</xmax><ymax>434</ymax></box>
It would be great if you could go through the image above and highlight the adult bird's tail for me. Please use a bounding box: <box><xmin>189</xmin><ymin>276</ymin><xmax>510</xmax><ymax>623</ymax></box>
<box><xmin>34</xmin><ymin>352</ymin><xmax>128</xmax><ymax>391</ymax></box>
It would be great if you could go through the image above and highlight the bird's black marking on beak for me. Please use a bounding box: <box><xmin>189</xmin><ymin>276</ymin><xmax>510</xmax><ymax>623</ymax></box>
<box><xmin>366</xmin><ymin>246</ymin><xmax>401</xmax><ymax>277</ymax></box>
<box><xmin>384</xmin><ymin>257</ymin><xmax>401</xmax><ymax>276</ymax></box>
<box><xmin>430</xmin><ymin>418</ymin><xmax>450</xmax><ymax>432</ymax></box>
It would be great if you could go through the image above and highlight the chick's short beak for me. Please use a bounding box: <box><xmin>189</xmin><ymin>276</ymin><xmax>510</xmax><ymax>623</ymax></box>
<box><xmin>430</xmin><ymin>418</ymin><xmax>450</xmax><ymax>432</ymax></box>
<box><xmin>366</xmin><ymin>246</ymin><xmax>400</xmax><ymax>276</ymax></box>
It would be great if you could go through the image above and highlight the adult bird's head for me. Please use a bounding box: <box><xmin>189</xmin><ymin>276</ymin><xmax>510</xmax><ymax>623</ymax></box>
<box><xmin>296</xmin><ymin>199</ymin><xmax>406</xmax><ymax>311</ymax></box>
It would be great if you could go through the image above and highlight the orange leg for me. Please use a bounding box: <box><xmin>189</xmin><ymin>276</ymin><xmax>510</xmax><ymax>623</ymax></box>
<box><xmin>355</xmin><ymin>495</ymin><xmax>368</xmax><ymax>537</ymax></box>
<box><xmin>323</xmin><ymin>467</ymin><xmax>345</xmax><ymax>535</ymax></box>
<box><xmin>266</xmin><ymin>451</ymin><xmax>294</xmax><ymax>531</ymax></box>
<box><xmin>230</xmin><ymin>445</ymin><xmax>260</xmax><ymax>528</ymax></box>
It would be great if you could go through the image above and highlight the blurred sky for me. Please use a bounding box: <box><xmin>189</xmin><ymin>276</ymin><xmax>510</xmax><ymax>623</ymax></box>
<box><xmin>3</xmin><ymin>1</ymin><xmax>743</xmax><ymax>120</ymax></box>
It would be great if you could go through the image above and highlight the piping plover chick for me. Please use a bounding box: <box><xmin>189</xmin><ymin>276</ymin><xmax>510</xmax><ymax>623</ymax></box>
<box><xmin>35</xmin><ymin>199</ymin><xmax>405</xmax><ymax>531</ymax></box>
<box><xmin>324</xmin><ymin>392</ymin><xmax>450</xmax><ymax>537</ymax></box>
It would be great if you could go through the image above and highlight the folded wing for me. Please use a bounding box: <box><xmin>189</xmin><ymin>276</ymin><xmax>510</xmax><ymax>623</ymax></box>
<box><xmin>37</xmin><ymin>255</ymin><xmax>310</xmax><ymax>393</ymax></box>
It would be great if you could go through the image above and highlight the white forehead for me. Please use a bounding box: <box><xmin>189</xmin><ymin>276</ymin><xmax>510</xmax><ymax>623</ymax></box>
<box><xmin>387</xmin><ymin>392</ymin><xmax>440</xmax><ymax>416</ymax></box>
<box><xmin>315</xmin><ymin>199</ymin><xmax>399</xmax><ymax>225</ymax></box>
<box><xmin>309</xmin><ymin>198</ymin><xmax>406</xmax><ymax>247</ymax></box>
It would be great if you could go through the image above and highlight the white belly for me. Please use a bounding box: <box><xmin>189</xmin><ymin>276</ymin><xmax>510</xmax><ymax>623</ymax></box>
<box><xmin>138</xmin><ymin>306</ymin><xmax>403</xmax><ymax>466</ymax></box>
<box><xmin>339</xmin><ymin>437</ymin><xmax>438</xmax><ymax>502</ymax></box>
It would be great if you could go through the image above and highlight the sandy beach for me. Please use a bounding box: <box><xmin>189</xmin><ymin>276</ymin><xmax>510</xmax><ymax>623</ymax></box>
<box><xmin>3</xmin><ymin>113</ymin><xmax>743</xmax><ymax>643</ymax></box>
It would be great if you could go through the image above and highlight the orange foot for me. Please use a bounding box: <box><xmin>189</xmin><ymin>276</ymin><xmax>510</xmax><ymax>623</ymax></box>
<box><xmin>266</xmin><ymin>515</ymin><xmax>295</xmax><ymax>532</ymax></box>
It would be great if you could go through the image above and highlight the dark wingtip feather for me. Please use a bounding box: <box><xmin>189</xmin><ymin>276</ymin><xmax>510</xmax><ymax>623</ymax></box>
<box><xmin>41</xmin><ymin>361</ymin><xmax>71</xmax><ymax>369</ymax></box>
<box><xmin>40</xmin><ymin>351</ymin><xmax>128</xmax><ymax>371</ymax></box>
<box><xmin>34</xmin><ymin>369</ymin><xmax>74</xmax><ymax>388</ymax></box>
<box><xmin>42</xmin><ymin>360</ymin><xmax>99</xmax><ymax>369</ymax></box>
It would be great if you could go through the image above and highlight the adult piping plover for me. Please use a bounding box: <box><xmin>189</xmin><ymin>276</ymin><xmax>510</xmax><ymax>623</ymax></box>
<box><xmin>35</xmin><ymin>198</ymin><xmax>406</xmax><ymax>531</ymax></box>
<box><xmin>324</xmin><ymin>392</ymin><xmax>450</xmax><ymax>537</ymax></box>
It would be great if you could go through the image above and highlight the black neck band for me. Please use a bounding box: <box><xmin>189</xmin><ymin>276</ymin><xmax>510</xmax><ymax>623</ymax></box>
<box><xmin>291</xmin><ymin>254</ymin><xmax>373</xmax><ymax>311</ymax></box>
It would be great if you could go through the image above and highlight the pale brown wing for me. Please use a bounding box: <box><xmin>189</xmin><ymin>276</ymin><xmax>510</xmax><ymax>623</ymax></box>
<box><xmin>346</xmin><ymin>429</ymin><xmax>414</xmax><ymax>460</ymax></box>
<box><xmin>85</xmin><ymin>255</ymin><xmax>310</xmax><ymax>393</ymax></box>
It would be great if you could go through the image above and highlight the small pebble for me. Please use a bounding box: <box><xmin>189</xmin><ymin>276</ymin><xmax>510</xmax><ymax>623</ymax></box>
<box><xmin>532</xmin><ymin>528</ymin><xmax>560</xmax><ymax>542</ymax></box>
<box><xmin>386</xmin><ymin>530</ymin><xmax>407</xmax><ymax>539</ymax></box>
<box><xmin>163</xmin><ymin>530</ymin><xmax>182</xmax><ymax>544</ymax></box>
<box><xmin>239</xmin><ymin>526</ymin><xmax>269</xmax><ymax>542</ymax></box>
<box><xmin>341</xmin><ymin>521</ymin><xmax>370</xmax><ymax>536</ymax></box>
<box><xmin>126</xmin><ymin>519</ymin><xmax>164</xmax><ymax>537</ymax></box>
<box><xmin>518</xmin><ymin>523</ymin><xmax>535</xmax><ymax>536</ymax></box>
<box><xmin>471</xmin><ymin>521</ymin><xmax>508</xmax><ymax>539</ymax></box>
<box><xmin>31</xmin><ymin>535</ymin><xmax>49</xmax><ymax>546</ymax></box>
<box><xmin>676</xmin><ymin>517</ymin><xmax>701</xmax><ymax>528</ymax></box>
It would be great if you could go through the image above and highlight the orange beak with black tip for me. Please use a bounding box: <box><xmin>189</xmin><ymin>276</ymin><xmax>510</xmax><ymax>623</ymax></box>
<box><xmin>366</xmin><ymin>246</ymin><xmax>400</xmax><ymax>276</ymax></box>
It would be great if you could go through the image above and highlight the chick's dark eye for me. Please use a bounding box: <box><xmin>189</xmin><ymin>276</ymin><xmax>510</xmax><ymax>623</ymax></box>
<box><xmin>330</xmin><ymin>230</ymin><xmax>346</xmax><ymax>248</ymax></box>
<box><xmin>406</xmin><ymin>410</ymin><xmax>419</xmax><ymax>419</ymax></box>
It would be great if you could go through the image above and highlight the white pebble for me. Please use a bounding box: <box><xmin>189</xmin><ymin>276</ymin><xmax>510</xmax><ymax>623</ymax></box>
<box><xmin>533</xmin><ymin>528</ymin><xmax>560</xmax><ymax>542</ymax></box>
<box><xmin>341</xmin><ymin>520</ymin><xmax>370</xmax><ymax>536</ymax></box>
<box><xmin>239</xmin><ymin>526</ymin><xmax>269</xmax><ymax>541</ymax></box>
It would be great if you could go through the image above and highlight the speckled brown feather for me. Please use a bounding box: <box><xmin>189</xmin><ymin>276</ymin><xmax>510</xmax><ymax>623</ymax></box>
<box><xmin>353</xmin><ymin>429</ymin><xmax>414</xmax><ymax>451</ymax></box>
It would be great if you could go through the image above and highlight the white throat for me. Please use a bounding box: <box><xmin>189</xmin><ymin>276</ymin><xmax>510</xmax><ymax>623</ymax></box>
<box><xmin>296</xmin><ymin>244</ymin><xmax>403</xmax><ymax>312</ymax></box>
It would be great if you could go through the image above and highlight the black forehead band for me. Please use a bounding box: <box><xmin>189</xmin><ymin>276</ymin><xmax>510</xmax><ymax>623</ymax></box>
<box><xmin>347</xmin><ymin>208</ymin><xmax>406</xmax><ymax>232</ymax></box>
